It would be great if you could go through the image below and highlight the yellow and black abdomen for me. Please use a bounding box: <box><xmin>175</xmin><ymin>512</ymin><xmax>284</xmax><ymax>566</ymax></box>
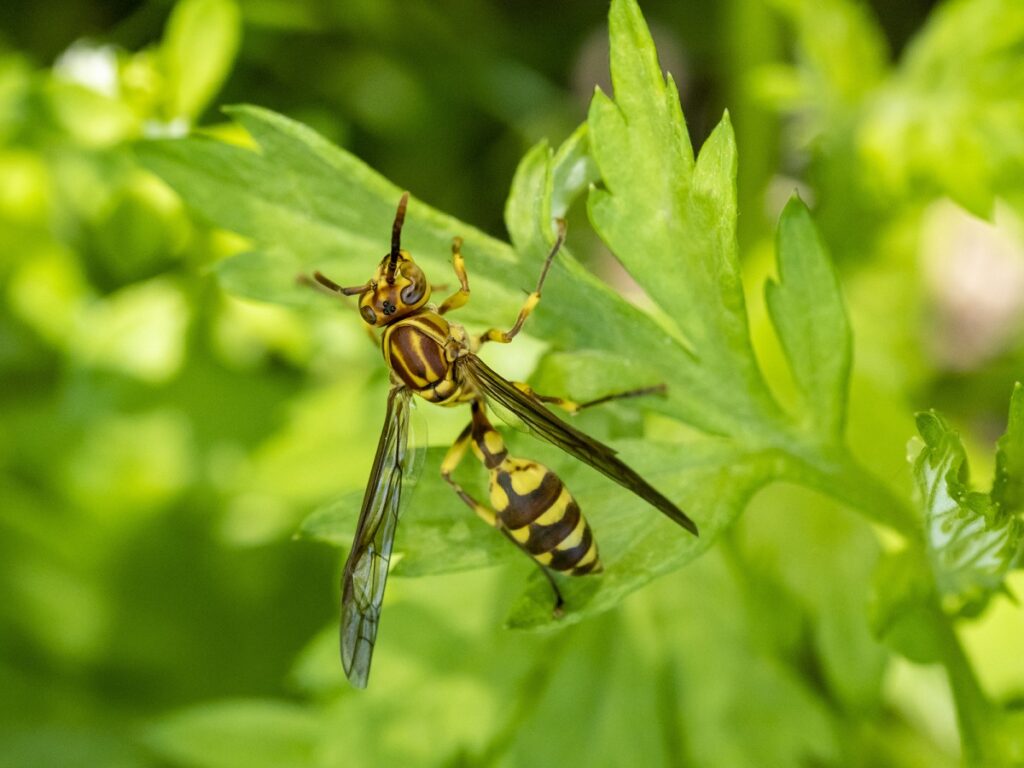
<box><xmin>488</xmin><ymin>458</ymin><xmax>601</xmax><ymax>575</ymax></box>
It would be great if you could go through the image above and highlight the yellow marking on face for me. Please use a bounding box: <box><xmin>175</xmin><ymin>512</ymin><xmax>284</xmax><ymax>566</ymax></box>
<box><xmin>507</xmin><ymin>525</ymin><xmax>530</xmax><ymax>544</ymax></box>
<box><xmin>559</xmin><ymin>517</ymin><xmax>587</xmax><ymax>550</ymax></box>
<box><xmin>489</xmin><ymin>480</ymin><xmax>509</xmax><ymax>511</ymax></box>
<box><xmin>534</xmin><ymin>487</ymin><xmax>572</xmax><ymax>526</ymax></box>
<box><xmin>534</xmin><ymin>551</ymin><xmax>553</xmax><ymax>565</ymax></box>
<box><xmin>509</xmin><ymin>463</ymin><xmax>547</xmax><ymax>496</ymax></box>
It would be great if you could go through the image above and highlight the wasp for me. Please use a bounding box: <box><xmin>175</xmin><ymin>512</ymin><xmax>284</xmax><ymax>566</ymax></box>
<box><xmin>307</xmin><ymin>193</ymin><xmax>698</xmax><ymax>688</ymax></box>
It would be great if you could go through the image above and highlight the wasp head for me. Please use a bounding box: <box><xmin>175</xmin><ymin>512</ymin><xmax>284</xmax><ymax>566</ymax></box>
<box><xmin>311</xmin><ymin>192</ymin><xmax>431</xmax><ymax>327</ymax></box>
<box><xmin>356</xmin><ymin>246</ymin><xmax>430</xmax><ymax>326</ymax></box>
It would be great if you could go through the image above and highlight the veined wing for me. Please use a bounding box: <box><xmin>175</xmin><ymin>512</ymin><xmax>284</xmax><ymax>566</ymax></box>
<box><xmin>340</xmin><ymin>385</ymin><xmax>414</xmax><ymax>688</ymax></box>
<box><xmin>459</xmin><ymin>354</ymin><xmax>698</xmax><ymax>536</ymax></box>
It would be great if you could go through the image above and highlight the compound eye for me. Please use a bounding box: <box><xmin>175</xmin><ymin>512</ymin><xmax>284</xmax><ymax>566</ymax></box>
<box><xmin>400</xmin><ymin>271</ymin><xmax>426</xmax><ymax>305</ymax></box>
<box><xmin>360</xmin><ymin>305</ymin><xmax>377</xmax><ymax>324</ymax></box>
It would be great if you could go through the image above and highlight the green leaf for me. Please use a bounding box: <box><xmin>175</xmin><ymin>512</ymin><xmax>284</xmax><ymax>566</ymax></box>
<box><xmin>0</xmin><ymin>726</ymin><xmax>149</xmax><ymax>768</ymax></box>
<box><xmin>774</xmin><ymin>0</ymin><xmax>1024</xmax><ymax>217</ymax></box>
<box><xmin>911</xmin><ymin>410</ymin><xmax>1023</xmax><ymax>613</ymax></box>
<box><xmin>137</xmin><ymin>105</ymin><xmax>631</xmax><ymax>345</ymax></box>
<box><xmin>868</xmin><ymin>548</ymin><xmax>943</xmax><ymax>663</ymax></box>
<box><xmin>585</xmin><ymin>0</ymin><xmax>832</xmax><ymax>442</ymax></box>
<box><xmin>139</xmin><ymin>0</ymin><xmax>914</xmax><ymax>632</ymax></box>
<box><xmin>766</xmin><ymin>197</ymin><xmax>851</xmax><ymax>441</ymax></box>
<box><xmin>737</xmin><ymin>485</ymin><xmax>887</xmax><ymax>710</ymax></box>
<box><xmin>766</xmin><ymin>0</ymin><xmax>889</xmax><ymax>113</ymax></box>
<box><xmin>879</xmin><ymin>0</ymin><xmax>1024</xmax><ymax>215</ymax></box>
<box><xmin>502</xmin><ymin>435</ymin><xmax>776</xmax><ymax>628</ymax></box>
<box><xmin>144</xmin><ymin>700</ymin><xmax>321</xmax><ymax>768</ymax></box>
<box><xmin>589</xmin><ymin>32</ymin><xmax>782</xmax><ymax>436</ymax></box>
<box><xmin>162</xmin><ymin>0</ymin><xmax>241</xmax><ymax>121</ymax></box>
<box><xmin>300</xmin><ymin>447</ymin><xmax>519</xmax><ymax>577</ymax></box>
<box><xmin>303</xmin><ymin>433</ymin><xmax>775</xmax><ymax>629</ymax></box>
<box><xmin>648</xmin><ymin>553</ymin><xmax>841</xmax><ymax>768</ymax></box>
<box><xmin>580</xmin><ymin>2</ymin><xmax>898</xmax><ymax>534</ymax></box>
<box><xmin>993</xmin><ymin>381</ymin><xmax>1024</xmax><ymax>515</ymax></box>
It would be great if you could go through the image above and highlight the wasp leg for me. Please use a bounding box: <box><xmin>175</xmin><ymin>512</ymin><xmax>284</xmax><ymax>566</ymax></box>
<box><xmin>437</xmin><ymin>237</ymin><xmax>471</xmax><ymax>315</ymax></box>
<box><xmin>476</xmin><ymin>220</ymin><xmax>566</xmax><ymax>346</ymax></box>
<box><xmin>510</xmin><ymin>381</ymin><xmax>667</xmax><ymax>415</ymax></box>
<box><xmin>439</xmin><ymin>422</ymin><xmax>565</xmax><ymax>616</ymax></box>
<box><xmin>536</xmin><ymin>566</ymin><xmax>566</xmax><ymax>617</ymax></box>
<box><xmin>440</xmin><ymin>424</ymin><xmax>495</xmax><ymax>523</ymax></box>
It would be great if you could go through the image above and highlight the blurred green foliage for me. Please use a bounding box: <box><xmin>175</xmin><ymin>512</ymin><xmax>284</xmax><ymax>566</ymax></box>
<box><xmin>2</xmin><ymin>0</ymin><xmax>1023</xmax><ymax>767</ymax></box>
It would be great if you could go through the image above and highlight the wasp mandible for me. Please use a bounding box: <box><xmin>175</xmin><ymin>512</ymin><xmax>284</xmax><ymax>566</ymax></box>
<box><xmin>307</xmin><ymin>192</ymin><xmax>699</xmax><ymax>688</ymax></box>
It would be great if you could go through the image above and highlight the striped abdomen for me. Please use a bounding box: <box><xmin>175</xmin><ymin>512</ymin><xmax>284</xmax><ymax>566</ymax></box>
<box><xmin>488</xmin><ymin>459</ymin><xmax>601</xmax><ymax>575</ymax></box>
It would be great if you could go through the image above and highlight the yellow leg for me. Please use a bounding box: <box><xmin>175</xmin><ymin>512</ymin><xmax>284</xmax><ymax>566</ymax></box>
<box><xmin>476</xmin><ymin>220</ymin><xmax>566</xmax><ymax>346</ymax></box>
<box><xmin>511</xmin><ymin>381</ymin><xmax>667</xmax><ymax>415</ymax></box>
<box><xmin>440</xmin><ymin>424</ymin><xmax>497</xmax><ymax>526</ymax></box>
<box><xmin>438</xmin><ymin>237</ymin><xmax>471</xmax><ymax>315</ymax></box>
<box><xmin>442</xmin><ymin>419</ymin><xmax>565</xmax><ymax>615</ymax></box>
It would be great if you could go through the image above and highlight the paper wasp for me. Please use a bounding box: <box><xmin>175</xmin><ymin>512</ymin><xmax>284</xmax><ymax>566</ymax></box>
<box><xmin>306</xmin><ymin>193</ymin><xmax>698</xmax><ymax>688</ymax></box>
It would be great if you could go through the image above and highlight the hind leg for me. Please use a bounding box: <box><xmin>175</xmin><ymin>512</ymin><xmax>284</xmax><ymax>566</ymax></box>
<box><xmin>439</xmin><ymin>423</ymin><xmax>565</xmax><ymax>614</ymax></box>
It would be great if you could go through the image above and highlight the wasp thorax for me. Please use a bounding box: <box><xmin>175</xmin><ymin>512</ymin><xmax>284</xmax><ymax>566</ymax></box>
<box><xmin>356</xmin><ymin>251</ymin><xmax>431</xmax><ymax>327</ymax></box>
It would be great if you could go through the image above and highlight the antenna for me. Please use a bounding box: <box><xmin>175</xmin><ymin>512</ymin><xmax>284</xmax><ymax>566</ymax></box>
<box><xmin>387</xmin><ymin>192</ymin><xmax>409</xmax><ymax>283</ymax></box>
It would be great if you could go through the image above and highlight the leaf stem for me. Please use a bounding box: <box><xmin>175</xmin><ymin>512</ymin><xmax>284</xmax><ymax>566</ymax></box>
<box><xmin>789</xmin><ymin>447</ymin><xmax>919</xmax><ymax>539</ymax></box>
<box><xmin>793</xmin><ymin>447</ymin><xmax>1007</xmax><ymax>764</ymax></box>
<box><xmin>930</xmin><ymin>600</ymin><xmax>1008</xmax><ymax>768</ymax></box>
<box><xmin>470</xmin><ymin>630</ymin><xmax>572</xmax><ymax>766</ymax></box>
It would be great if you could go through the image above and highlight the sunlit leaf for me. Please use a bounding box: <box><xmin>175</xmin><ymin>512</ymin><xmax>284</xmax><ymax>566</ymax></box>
<box><xmin>993</xmin><ymin>382</ymin><xmax>1024</xmax><ymax>515</ymax></box>
<box><xmin>144</xmin><ymin>700</ymin><xmax>321</xmax><ymax>768</ymax></box>
<box><xmin>911</xmin><ymin>407</ymin><xmax>1023</xmax><ymax>614</ymax></box>
<box><xmin>162</xmin><ymin>0</ymin><xmax>241</xmax><ymax>121</ymax></box>
<box><xmin>139</xmin><ymin>0</ymin><xmax>913</xmax><ymax>635</ymax></box>
<box><xmin>766</xmin><ymin>197</ymin><xmax>851</xmax><ymax>441</ymax></box>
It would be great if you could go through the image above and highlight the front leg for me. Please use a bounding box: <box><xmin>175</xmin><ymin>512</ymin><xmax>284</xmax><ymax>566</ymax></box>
<box><xmin>476</xmin><ymin>220</ymin><xmax>566</xmax><ymax>347</ymax></box>
<box><xmin>437</xmin><ymin>237</ymin><xmax>471</xmax><ymax>316</ymax></box>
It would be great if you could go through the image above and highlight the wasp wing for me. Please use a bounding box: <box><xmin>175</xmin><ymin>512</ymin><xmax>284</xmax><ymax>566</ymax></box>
<box><xmin>459</xmin><ymin>354</ymin><xmax>698</xmax><ymax>536</ymax></box>
<box><xmin>340</xmin><ymin>385</ymin><xmax>413</xmax><ymax>688</ymax></box>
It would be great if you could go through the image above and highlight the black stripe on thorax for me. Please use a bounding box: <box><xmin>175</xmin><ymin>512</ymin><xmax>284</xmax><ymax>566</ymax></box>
<box><xmin>386</xmin><ymin>324</ymin><xmax>448</xmax><ymax>388</ymax></box>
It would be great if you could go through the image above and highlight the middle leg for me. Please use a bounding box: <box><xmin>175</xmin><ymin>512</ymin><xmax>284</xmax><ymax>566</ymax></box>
<box><xmin>511</xmin><ymin>381</ymin><xmax>667</xmax><ymax>415</ymax></box>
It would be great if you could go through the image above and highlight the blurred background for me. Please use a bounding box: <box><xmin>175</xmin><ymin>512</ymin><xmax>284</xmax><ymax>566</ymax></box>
<box><xmin>1</xmin><ymin>0</ymin><xmax>1023</xmax><ymax>766</ymax></box>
